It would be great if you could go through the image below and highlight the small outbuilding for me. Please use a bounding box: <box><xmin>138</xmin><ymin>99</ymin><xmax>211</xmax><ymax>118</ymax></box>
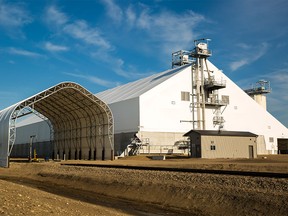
<box><xmin>184</xmin><ymin>130</ymin><xmax>258</xmax><ymax>159</ymax></box>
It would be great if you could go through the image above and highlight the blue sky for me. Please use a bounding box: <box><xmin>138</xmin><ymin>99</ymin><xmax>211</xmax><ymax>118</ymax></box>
<box><xmin>0</xmin><ymin>0</ymin><xmax>287</xmax><ymax>127</ymax></box>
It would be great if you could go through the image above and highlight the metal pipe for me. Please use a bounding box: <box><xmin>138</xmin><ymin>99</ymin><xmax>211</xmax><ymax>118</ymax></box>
<box><xmin>200</xmin><ymin>58</ymin><xmax>206</xmax><ymax>130</ymax></box>
<box><xmin>191</xmin><ymin>63</ymin><xmax>195</xmax><ymax>130</ymax></box>
<box><xmin>195</xmin><ymin>58</ymin><xmax>201</xmax><ymax>129</ymax></box>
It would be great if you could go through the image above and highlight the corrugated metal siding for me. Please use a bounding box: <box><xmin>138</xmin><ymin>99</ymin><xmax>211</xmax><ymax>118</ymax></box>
<box><xmin>201</xmin><ymin>135</ymin><xmax>257</xmax><ymax>158</ymax></box>
<box><xmin>10</xmin><ymin>141</ymin><xmax>53</xmax><ymax>158</ymax></box>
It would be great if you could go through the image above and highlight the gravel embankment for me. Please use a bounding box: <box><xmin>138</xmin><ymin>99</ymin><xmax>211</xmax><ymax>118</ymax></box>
<box><xmin>1</xmin><ymin>162</ymin><xmax>288</xmax><ymax>216</ymax></box>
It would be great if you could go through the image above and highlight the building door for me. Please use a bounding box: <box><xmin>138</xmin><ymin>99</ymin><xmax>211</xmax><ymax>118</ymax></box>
<box><xmin>249</xmin><ymin>145</ymin><xmax>254</xmax><ymax>159</ymax></box>
<box><xmin>196</xmin><ymin>145</ymin><xmax>201</xmax><ymax>158</ymax></box>
<box><xmin>278</xmin><ymin>138</ymin><xmax>288</xmax><ymax>154</ymax></box>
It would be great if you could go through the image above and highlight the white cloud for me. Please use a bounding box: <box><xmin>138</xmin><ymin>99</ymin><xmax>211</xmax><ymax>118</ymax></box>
<box><xmin>45</xmin><ymin>3</ymin><xmax>204</xmax><ymax>79</ymax></box>
<box><xmin>91</xmin><ymin>51</ymin><xmax>129</xmax><ymax>78</ymax></box>
<box><xmin>91</xmin><ymin>51</ymin><xmax>149</xmax><ymax>79</ymax></box>
<box><xmin>44</xmin><ymin>42</ymin><xmax>69</xmax><ymax>52</ymax></box>
<box><xmin>63</xmin><ymin>20</ymin><xmax>111</xmax><ymax>49</ymax></box>
<box><xmin>45</xmin><ymin>6</ymin><xmax>111</xmax><ymax>50</ymax></box>
<box><xmin>101</xmin><ymin>0</ymin><xmax>123</xmax><ymax>23</ymax></box>
<box><xmin>236</xmin><ymin>43</ymin><xmax>252</xmax><ymax>50</ymax></box>
<box><xmin>144</xmin><ymin>10</ymin><xmax>205</xmax><ymax>53</ymax></box>
<box><xmin>64</xmin><ymin>72</ymin><xmax>120</xmax><ymax>88</ymax></box>
<box><xmin>0</xmin><ymin>0</ymin><xmax>32</xmax><ymax>36</ymax></box>
<box><xmin>125</xmin><ymin>6</ymin><xmax>136</xmax><ymax>27</ymax></box>
<box><xmin>116</xmin><ymin>3</ymin><xmax>206</xmax><ymax>56</ymax></box>
<box><xmin>45</xmin><ymin>6</ymin><xmax>68</xmax><ymax>26</ymax></box>
<box><xmin>137</xmin><ymin>7</ymin><xmax>151</xmax><ymax>30</ymax></box>
<box><xmin>97</xmin><ymin>1</ymin><xmax>208</xmax><ymax>77</ymax></box>
<box><xmin>230</xmin><ymin>59</ymin><xmax>249</xmax><ymax>72</ymax></box>
<box><xmin>102</xmin><ymin>1</ymin><xmax>206</xmax><ymax>55</ymax></box>
<box><xmin>8</xmin><ymin>47</ymin><xmax>43</xmax><ymax>58</ymax></box>
<box><xmin>230</xmin><ymin>42</ymin><xmax>268</xmax><ymax>71</ymax></box>
<box><xmin>139</xmin><ymin>9</ymin><xmax>205</xmax><ymax>36</ymax></box>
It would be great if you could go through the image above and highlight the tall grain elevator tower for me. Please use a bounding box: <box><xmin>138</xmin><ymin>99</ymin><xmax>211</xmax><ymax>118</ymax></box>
<box><xmin>172</xmin><ymin>39</ymin><xmax>227</xmax><ymax>130</ymax></box>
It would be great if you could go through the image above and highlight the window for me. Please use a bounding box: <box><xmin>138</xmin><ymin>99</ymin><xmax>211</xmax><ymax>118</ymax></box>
<box><xmin>210</xmin><ymin>145</ymin><xmax>216</xmax><ymax>150</ymax></box>
<box><xmin>222</xmin><ymin>95</ymin><xmax>230</xmax><ymax>104</ymax></box>
<box><xmin>269</xmin><ymin>137</ymin><xmax>274</xmax><ymax>142</ymax></box>
<box><xmin>181</xmin><ymin>91</ymin><xmax>190</xmax><ymax>101</ymax></box>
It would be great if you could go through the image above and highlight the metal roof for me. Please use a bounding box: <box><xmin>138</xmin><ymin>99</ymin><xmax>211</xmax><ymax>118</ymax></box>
<box><xmin>7</xmin><ymin>64</ymin><xmax>191</xmax><ymax>128</ymax></box>
<box><xmin>96</xmin><ymin>64</ymin><xmax>191</xmax><ymax>104</ymax></box>
<box><xmin>0</xmin><ymin>82</ymin><xmax>114</xmax><ymax>168</ymax></box>
<box><xmin>184</xmin><ymin>130</ymin><xmax>258</xmax><ymax>137</ymax></box>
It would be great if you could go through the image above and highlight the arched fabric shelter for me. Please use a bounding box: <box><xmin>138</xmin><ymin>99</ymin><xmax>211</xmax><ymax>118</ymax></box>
<box><xmin>0</xmin><ymin>82</ymin><xmax>114</xmax><ymax>168</ymax></box>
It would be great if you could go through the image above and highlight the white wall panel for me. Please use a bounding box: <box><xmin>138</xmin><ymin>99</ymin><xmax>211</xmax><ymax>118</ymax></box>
<box><xmin>110</xmin><ymin>97</ymin><xmax>139</xmax><ymax>133</ymax></box>
<box><xmin>15</xmin><ymin>121</ymin><xmax>51</xmax><ymax>144</ymax></box>
<box><xmin>139</xmin><ymin>67</ymin><xmax>193</xmax><ymax>133</ymax></box>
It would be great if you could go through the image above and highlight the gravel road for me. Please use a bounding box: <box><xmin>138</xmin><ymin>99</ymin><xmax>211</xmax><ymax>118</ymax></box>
<box><xmin>1</xmin><ymin>157</ymin><xmax>288</xmax><ymax>216</ymax></box>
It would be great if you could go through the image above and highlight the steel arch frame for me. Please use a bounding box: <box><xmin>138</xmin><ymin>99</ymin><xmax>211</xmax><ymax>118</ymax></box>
<box><xmin>0</xmin><ymin>82</ymin><xmax>114</xmax><ymax>167</ymax></box>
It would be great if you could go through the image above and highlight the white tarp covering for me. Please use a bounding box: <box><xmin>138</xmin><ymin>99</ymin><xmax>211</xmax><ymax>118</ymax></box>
<box><xmin>0</xmin><ymin>104</ymin><xmax>19</xmax><ymax>167</ymax></box>
<box><xmin>0</xmin><ymin>82</ymin><xmax>114</xmax><ymax>168</ymax></box>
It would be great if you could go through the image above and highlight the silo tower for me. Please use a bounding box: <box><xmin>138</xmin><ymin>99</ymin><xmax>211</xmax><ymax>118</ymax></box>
<box><xmin>244</xmin><ymin>80</ymin><xmax>271</xmax><ymax>110</ymax></box>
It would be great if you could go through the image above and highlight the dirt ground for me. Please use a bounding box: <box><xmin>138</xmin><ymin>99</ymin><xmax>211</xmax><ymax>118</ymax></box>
<box><xmin>1</xmin><ymin>155</ymin><xmax>288</xmax><ymax>216</ymax></box>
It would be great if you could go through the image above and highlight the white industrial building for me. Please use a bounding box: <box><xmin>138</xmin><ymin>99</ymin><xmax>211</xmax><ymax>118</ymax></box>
<box><xmin>95</xmin><ymin>55</ymin><xmax>288</xmax><ymax>155</ymax></box>
<box><xmin>3</xmin><ymin>39</ymin><xmax>288</xmax><ymax>163</ymax></box>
